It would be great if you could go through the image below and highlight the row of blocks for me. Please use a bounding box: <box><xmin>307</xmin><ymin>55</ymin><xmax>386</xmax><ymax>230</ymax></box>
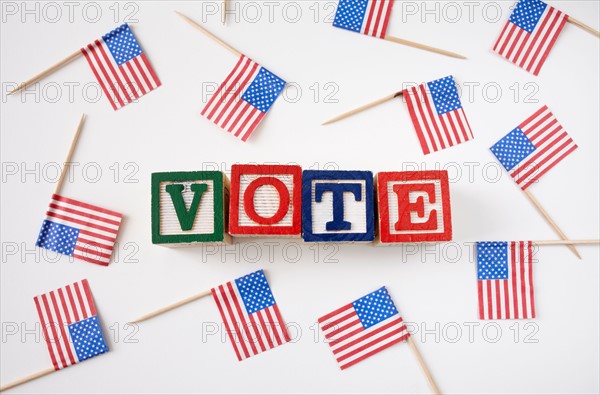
<box><xmin>151</xmin><ymin>165</ymin><xmax>452</xmax><ymax>245</ymax></box>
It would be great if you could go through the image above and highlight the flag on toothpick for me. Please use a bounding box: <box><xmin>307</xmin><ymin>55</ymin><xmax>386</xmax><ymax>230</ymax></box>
<box><xmin>477</xmin><ymin>242</ymin><xmax>536</xmax><ymax>320</ymax></box>
<box><xmin>402</xmin><ymin>75</ymin><xmax>474</xmax><ymax>155</ymax></box>
<box><xmin>202</xmin><ymin>55</ymin><xmax>286</xmax><ymax>142</ymax></box>
<box><xmin>34</xmin><ymin>279</ymin><xmax>108</xmax><ymax>370</ymax></box>
<box><xmin>493</xmin><ymin>0</ymin><xmax>568</xmax><ymax>76</ymax></box>
<box><xmin>81</xmin><ymin>24</ymin><xmax>161</xmax><ymax>110</ymax></box>
<box><xmin>333</xmin><ymin>0</ymin><xmax>394</xmax><ymax>38</ymax></box>
<box><xmin>211</xmin><ymin>270</ymin><xmax>290</xmax><ymax>360</ymax></box>
<box><xmin>318</xmin><ymin>287</ymin><xmax>410</xmax><ymax>370</ymax></box>
<box><xmin>490</xmin><ymin>105</ymin><xmax>577</xmax><ymax>190</ymax></box>
<box><xmin>36</xmin><ymin>194</ymin><xmax>123</xmax><ymax>266</ymax></box>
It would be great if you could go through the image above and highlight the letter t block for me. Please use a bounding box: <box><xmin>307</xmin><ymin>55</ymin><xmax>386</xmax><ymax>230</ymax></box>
<box><xmin>302</xmin><ymin>170</ymin><xmax>374</xmax><ymax>242</ymax></box>
<box><xmin>229</xmin><ymin>164</ymin><xmax>302</xmax><ymax>236</ymax></box>
<box><xmin>151</xmin><ymin>171</ymin><xmax>231</xmax><ymax>245</ymax></box>
<box><xmin>376</xmin><ymin>170</ymin><xmax>452</xmax><ymax>243</ymax></box>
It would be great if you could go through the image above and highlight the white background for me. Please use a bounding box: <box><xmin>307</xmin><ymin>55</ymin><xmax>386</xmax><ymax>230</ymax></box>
<box><xmin>1</xmin><ymin>1</ymin><xmax>599</xmax><ymax>393</ymax></box>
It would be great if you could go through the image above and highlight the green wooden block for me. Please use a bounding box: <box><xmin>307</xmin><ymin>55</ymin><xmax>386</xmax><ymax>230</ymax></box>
<box><xmin>151</xmin><ymin>171</ymin><xmax>231</xmax><ymax>245</ymax></box>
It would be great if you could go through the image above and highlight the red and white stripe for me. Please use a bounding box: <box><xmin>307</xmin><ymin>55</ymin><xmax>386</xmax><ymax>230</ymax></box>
<box><xmin>478</xmin><ymin>242</ymin><xmax>536</xmax><ymax>320</ymax></box>
<box><xmin>361</xmin><ymin>0</ymin><xmax>394</xmax><ymax>38</ymax></box>
<box><xmin>44</xmin><ymin>194</ymin><xmax>122</xmax><ymax>266</ymax></box>
<box><xmin>318</xmin><ymin>304</ymin><xmax>409</xmax><ymax>370</ymax></box>
<box><xmin>493</xmin><ymin>5</ymin><xmax>567</xmax><ymax>76</ymax></box>
<box><xmin>211</xmin><ymin>281</ymin><xmax>290</xmax><ymax>361</ymax></box>
<box><xmin>403</xmin><ymin>83</ymin><xmax>473</xmax><ymax>155</ymax></box>
<box><xmin>201</xmin><ymin>55</ymin><xmax>267</xmax><ymax>142</ymax></box>
<box><xmin>510</xmin><ymin>106</ymin><xmax>578</xmax><ymax>190</ymax></box>
<box><xmin>33</xmin><ymin>279</ymin><xmax>97</xmax><ymax>370</ymax></box>
<box><xmin>81</xmin><ymin>40</ymin><xmax>161</xmax><ymax>111</ymax></box>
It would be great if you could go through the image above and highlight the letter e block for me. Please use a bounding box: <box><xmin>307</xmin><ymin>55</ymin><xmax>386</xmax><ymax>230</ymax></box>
<box><xmin>302</xmin><ymin>170</ymin><xmax>374</xmax><ymax>242</ymax></box>
<box><xmin>376</xmin><ymin>170</ymin><xmax>452</xmax><ymax>243</ymax></box>
<box><xmin>229</xmin><ymin>164</ymin><xmax>302</xmax><ymax>236</ymax></box>
<box><xmin>151</xmin><ymin>171</ymin><xmax>231</xmax><ymax>245</ymax></box>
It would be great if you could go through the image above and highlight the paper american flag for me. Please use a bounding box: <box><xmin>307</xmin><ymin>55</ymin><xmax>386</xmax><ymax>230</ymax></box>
<box><xmin>318</xmin><ymin>287</ymin><xmax>409</xmax><ymax>370</ymax></box>
<box><xmin>202</xmin><ymin>55</ymin><xmax>286</xmax><ymax>142</ymax></box>
<box><xmin>493</xmin><ymin>0</ymin><xmax>568</xmax><ymax>76</ymax></box>
<box><xmin>477</xmin><ymin>242</ymin><xmax>536</xmax><ymax>320</ymax></box>
<box><xmin>490</xmin><ymin>106</ymin><xmax>577</xmax><ymax>190</ymax></box>
<box><xmin>81</xmin><ymin>24</ymin><xmax>161</xmax><ymax>110</ymax></box>
<box><xmin>36</xmin><ymin>194</ymin><xmax>123</xmax><ymax>266</ymax></box>
<box><xmin>333</xmin><ymin>0</ymin><xmax>394</xmax><ymax>39</ymax></box>
<box><xmin>211</xmin><ymin>270</ymin><xmax>290</xmax><ymax>361</ymax></box>
<box><xmin>402</xmin><ymin>75</ymin><xmax>474</xmax><ymax>155</ymax></box>
<box><xmin>34</xmin><ymin>279</ymin><xmax>108</xmax><ymax>370</ymax></box>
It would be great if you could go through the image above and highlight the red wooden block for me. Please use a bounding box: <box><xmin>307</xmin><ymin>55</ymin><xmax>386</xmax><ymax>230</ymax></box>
<box><xmin>376</xmin><ymin>170</ymin><xmax>452</xmax><ymax>243</ymax></box>
<box><xmin>229</xmin><ymin>164</ymin><xmax>302</xmax><ymax>236</ymax></box>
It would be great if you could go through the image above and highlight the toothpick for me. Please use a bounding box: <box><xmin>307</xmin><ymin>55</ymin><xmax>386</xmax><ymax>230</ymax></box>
<box><xmin>129</xmin><ymin>289</ymin><xmax>212</xmax><ymax>324</ymax></box>
<box><xmin>222</xmin><ymin>0</ymin><xmax>227</xmax><ymax>24</ymax></box>
<box><xmin>0</xmin><ymin>367</ymin><xmax>54</xmax><ymax>392</ymax></box>
<box><xmin>523</xmin><ymin>189</ymin><xmax>581</xmax><ymax>259</ymax></box>
<box><xmin>532</xmin><ymin>240</ymin><xmax>599</xmax><ymax>246</ymax></box>
<box><xmin>54</xmin><ymin>114</ymin><xmax>86</xmax><ymax>196</ymax></box>
<box><xmin>8</xmin><ymin>50</ymin><xmax>82</xmax><ymax>95</ymax></box>
<box><xmin>407</xmin><ymin>336</ymin><xmax>441</xmax><ymax>395</ymax></box>
<box><xmin>567</xmin><ymin>16</ymin><xmax>600</xmax><ymax>38</ymax></box>
<box><xmin>322</xmin><ymin>91</ymin><xmax>402</xmax><ymax>125</ymax></box>
<box><xmin>384</xmin><ymin>35</ymin><xmax>466</xmax><ymax>59</ymax></box>
<box><xmin>175</xmin><ymin>11</ymin><xmax>242</xmax><ymax>57</ymax></box>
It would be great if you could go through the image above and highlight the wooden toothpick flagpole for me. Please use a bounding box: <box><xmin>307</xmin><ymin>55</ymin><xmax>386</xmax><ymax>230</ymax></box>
<box><xmin>383</xmin><ymin>35</ymin><xmax>466</xmax><ymax>59</ymax></box>
<box><xmin>8</xmin><ymin>50</ymin><xmax>82</xmax><ymax>96</ymax></box>
<box><xmin>175</xmin><ymin>11</ymin><xmax>242</xmax><ymax>57</ymax></box>
<box><xmin>523</xmin><ymin>189</ymin><xmax>581</xmax><ymax>259</ymax></box>
<box><xmin>407</xmin><ymin>336</ymin><xmax>441</xmax><ymax>395</ymax></box>
<box><xmin>532</xmin><ymin>240</ymin><xmax>599</xmax><ymax>246</ymax></box>
<box><xmin>322</xmin><ymin>91</ymin><xmax>403</xmax><ymax>125</ymax></box>
<box><xmin>567</xmin><ymin>16</ymin><xmax>600</xmax><ymax>37</ymax></box>
<box><xmin>222</xmin><ymin>0</ymin><xmax>228</xmax><ymax>24</ymax></box>
<box><xmin>0</xmin><ymin>367</ymin><xmax>55</xmax><ymax>392</ymax></box>
<box><xmin>129</xmin><ymin>289</ymin><xmax>212</xmax><ymax>324</ymax></box>
<box><xmin>54</xmin><ymin>114</ymin><xmax>86</xmax><ymax>196</ymax></box>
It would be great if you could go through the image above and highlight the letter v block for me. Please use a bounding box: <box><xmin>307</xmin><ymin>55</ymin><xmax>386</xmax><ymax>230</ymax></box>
<box><xmin>229</xmin><ymin>164</ymin><xmax>302</xmax><ymax>236</ymax></box>
<box><xmin>302</xmin><ymin>170</ymin><xmax>374</xmax><ymax>242</ymax></box>
<box><xmin>152</xmin><ymin>171</ymin><xmax>231</xmax><ymax>245</ymax></box>
<box><xmin>376</xmin><ymin>170</ymin><xmax>452</xmax><ymax>244</ymax></box>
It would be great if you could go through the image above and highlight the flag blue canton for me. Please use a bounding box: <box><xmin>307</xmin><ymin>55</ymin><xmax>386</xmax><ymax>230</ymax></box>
<box><xmin>68</xmin><ymin>316</ymin><xmax>108</xmax><ymax>362</ymax></box>
<box><xmin>235</xmin><ymin>270</ymin><xmax>276</xmax><ymax>314</ymax></box>
<box><xmin>241</xmin><ymin>68</ymin><xmax>286</xmax><ymax>113</ymax></box>
<box><xmin>333</xmin><ymin>0</ymin><xmax>368</xmax><ymax>32</ymax></box>
<box><xmin>509</xmin><ymin>0</ymin><xmax>547</xmax><ymax>33</ymax></box>
<box><xmin>102</xmin><ymin>24</ymin><xmax>143</xmax><ymax>66</ymax></box>
<box><xmin>427</xmin><ymin>76</ymin><xmax>462</xmax><ymax>115</ymax></box>
<box><xmin>490</xmin><ymin>127</ymin><xmax>536</xmax><ymax>171</ymax></box>
<box><xmin>36</xmin><ymin>220</ymin><xmax>79</xmax><ymax>256</ymax></box>
<box><xmin>352</xmin><ymin>287</ymin><xmax>398</xmax><ymax>329</ymax></box>
<box><xmin>477</xmin><ymin>242</ymin><xmax>509</xmax><ymax>280</ymax></box>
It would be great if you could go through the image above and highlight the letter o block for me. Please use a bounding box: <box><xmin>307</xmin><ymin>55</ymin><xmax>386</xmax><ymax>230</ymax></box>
<box><xmin>229</xmin><ymin>164</ymin><xmax>302</xmax><ymax>236</ymax></box>
<box><xmin>376</xmin><ymin>170</ymin><xmax>452</xmax><ymax>244</ymax></box>
<box><xmin>302</xmin><ymin>170</ymin><xmax>374</xmax><ymax>242</ymax></box>
<box><xmin>151</xmin><ymin>171</ymin><xmax>231</xmax><ymax>245</ymax></box>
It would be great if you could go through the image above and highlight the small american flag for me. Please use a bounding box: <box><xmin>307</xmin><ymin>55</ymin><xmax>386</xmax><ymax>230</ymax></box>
<box><xmin>318</xmin><ymin>287</ymin><xmax>409</xmax><ymax>370</ymax></box>
<box><xmin>211</xmin><ymin>270</ymin><xmax>290</xmax><ymax>361</ymax></box>
<box><xmin>81</xmin><ymin>24</ymin><xmax>161</xmax><ymax>110</ymax></box>
<box><xmin>490</xmin><ymin>106</ymin><xmax>577</xmax><ymax>190</ymax></box>
<box><xmin>402</xmin><ymin>76</ymin><xmax>474</xmax><ymax>155</ymax></box>
<box><xmin>202</xmin><ymin>55</ymin><xmax>286</xmax><ymax>142</ymax></box>
<box><xmin>34</xmin><ymin>279</ymin><xmax>108</xmax><ymax>370</ymax></box>
<box><xmin>36</xmin><ymin>194</ymin><xmax>123</xmax><ymax>266</ymax></box>
<box><xmin>477</xmin><ymin>242</ymin><xmax>536</xmax><ymax>320</ymax></box>
<box><xmin>493</xmin><ymin>0</ymin><xmax>568</xmax><ymax>76</ymax></box>
<box><xmin>333</xmin><ymin>0</ymin><xmax>394</xmax><ymax>39</ymax></box>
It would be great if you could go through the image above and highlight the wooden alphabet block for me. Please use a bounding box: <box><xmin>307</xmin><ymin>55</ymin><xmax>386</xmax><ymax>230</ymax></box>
<box><xmin>376</xmin><ymin>170</ymin><xmax>452</xmax><ymax>244</ymax></box>
<box><xmin>302</xmin><ymin>170</ymin><xmax>374</xmax><ymax>242</ymax></box>
<box><xmin>229</xmin><ymin>164</ymin><xmax>302</xmax><ymax>236</ymax></box>
<box><xmin>151</xmin><ymin>171</ymin><xmax>231</xmax><ymax>245</ymax></box>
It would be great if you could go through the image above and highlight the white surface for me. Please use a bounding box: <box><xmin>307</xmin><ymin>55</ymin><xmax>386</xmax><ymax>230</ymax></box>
<box><xmin>1</xmin><ymin>1</ymin><xmax>599</xmax><ymax>394</ymax></box>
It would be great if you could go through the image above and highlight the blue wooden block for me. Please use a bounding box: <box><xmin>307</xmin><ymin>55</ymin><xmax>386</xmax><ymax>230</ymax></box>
<box><xmin>302</xmin><ymin>170</ymin><xmax>374</xmax><ymax>242</ymax></box>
